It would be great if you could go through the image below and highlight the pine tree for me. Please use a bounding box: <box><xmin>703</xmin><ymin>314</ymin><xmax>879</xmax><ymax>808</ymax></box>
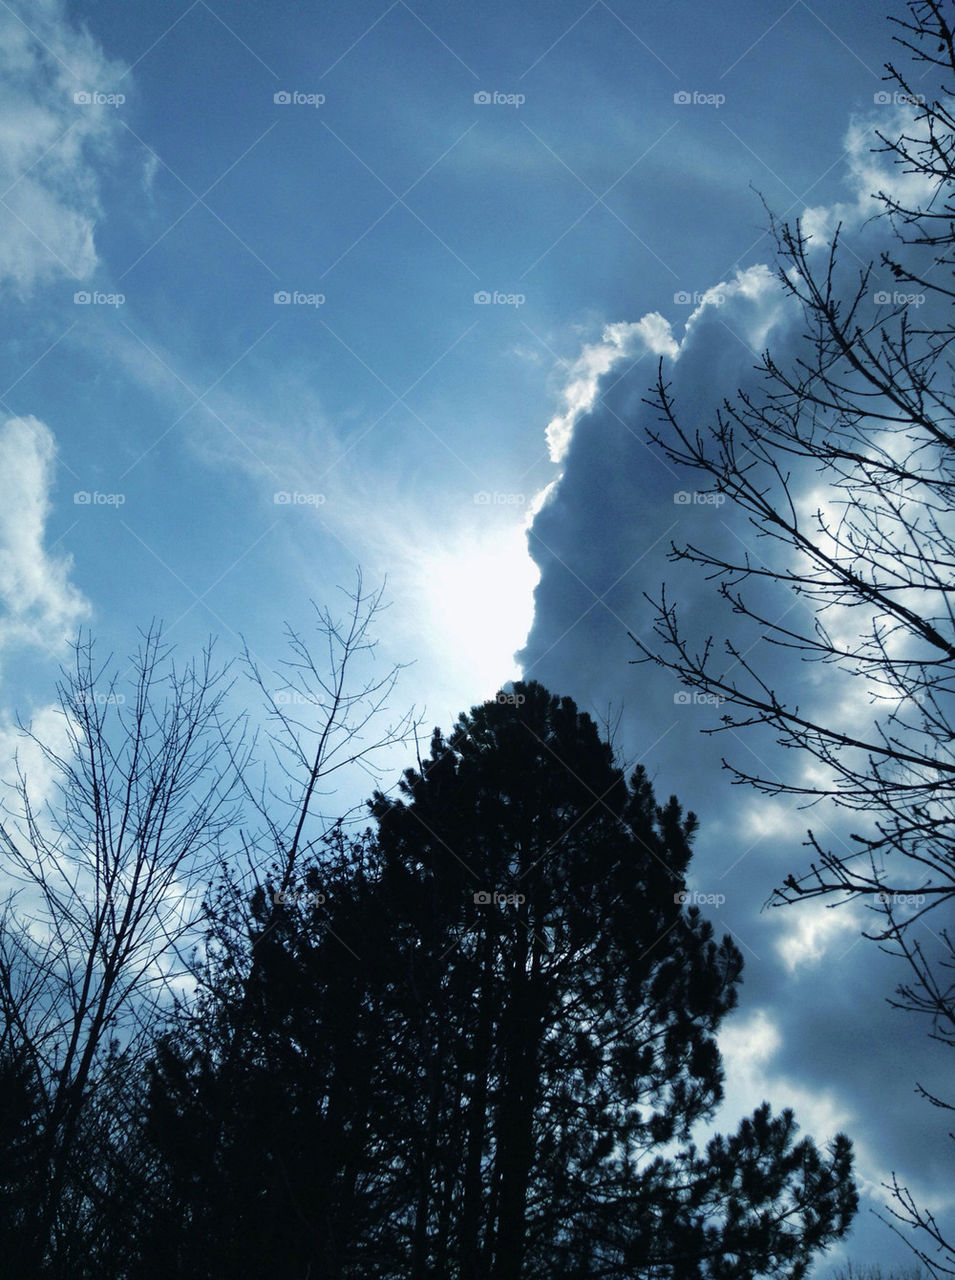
<box><xmin>129</xmin><ymin>682</ymin><xmax>857</xmax><ymax>1279</ymax></box>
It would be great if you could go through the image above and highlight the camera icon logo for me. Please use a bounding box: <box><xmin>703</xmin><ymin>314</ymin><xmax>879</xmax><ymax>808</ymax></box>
<box><xmin>673</xmin><ymin>491</ymin><xmax>691</xmax><ymax>504</ymax></box>
<box><xmin>473</xmin><ymin>890</ymin><xmax>492</xmax><ymax>903</ymax></box>
<box><xmin>674</xmin><ymin>690</ymin><xmax>691</xmax><ymax>705</ymax></box>
<box><xmin>474</xmin><ymin>291</ymin><xmax>491</xmax><ymax>304</ymax></box>
<box><xmin>674</xmin><ymin>890</ymin><xmax>689</xmax><ymax>904</ymax></box>
<box><xmin>673</xmin><ymin>290</ymin><xmax>691</xmax><ymax>304</ymax></box>
<box><xmin>274</xmin><ymin>291</ymin><xmax>291</xmax><ymax>304</ymax></box>
<box><xmin>674</xmin><ymin>91</ymin><xmax>691</xmax><ymax>104</ymax></box>
<box><xmin>73</xmin><ymin>291</ymin><xmax>91</xmax><ymax>304</ymax></box>
<box><xmin>874</xmin><ymin>291</ymin><xmax>890</xmax><ymax>304</ymax></box>
<box><xmin>474</xmin><ymin>91</ymin><xmax>491</xmax><ymax>104</ymax></box>
<box><xmin>274</xmin><ymin>491</ymin><xmax>291</xmax><ymax>504</ymax></box>
<box><xmin>274</xmin><ymin>91</ymin><xmax>292</xmax><ymax>104</ymax></box>
<box><xmin>873</xmin><ymin>91</ymin><xmax>891</xmax><ymax>105</ymax></box>
<box><xmin>74</xmin><ymin>491</ymin><xmax>91</xmax><ymax>504</ymax></box>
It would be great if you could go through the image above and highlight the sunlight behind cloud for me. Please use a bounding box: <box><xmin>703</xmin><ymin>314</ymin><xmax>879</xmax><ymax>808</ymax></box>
<box><xmin>415</xmin><ymin>514</ymin><xmax>540</xmax><ymax>697</ymax></box>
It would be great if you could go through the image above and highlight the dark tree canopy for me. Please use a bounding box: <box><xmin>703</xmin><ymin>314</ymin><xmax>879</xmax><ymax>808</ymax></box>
<box><xmin>129</xmin><ymin>682</ymin><xmax>856</xmax><ymax>1280</ymax></box>
<box><xmin>0</xmin><ymin>583</ymin><xmax>415</xmax><ymax>1278</ymax></box>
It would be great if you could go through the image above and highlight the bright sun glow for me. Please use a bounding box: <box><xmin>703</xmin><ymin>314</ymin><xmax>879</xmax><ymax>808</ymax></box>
<box><xmin>415</xmin><ymin>512</ymin><xmax>541</xmax><ymax>698</ymax></box>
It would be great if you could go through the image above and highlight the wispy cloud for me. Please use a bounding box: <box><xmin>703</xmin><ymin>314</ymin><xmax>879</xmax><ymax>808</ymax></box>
<box><xmin>0</xmin><ymin>0</ymin><xmax>126</xmax><ymax>295</ymax></box>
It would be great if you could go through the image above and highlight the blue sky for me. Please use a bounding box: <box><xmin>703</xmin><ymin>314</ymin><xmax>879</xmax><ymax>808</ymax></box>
<box><xmin>1</xmin><ymin>0</ymin><xmax>950</xmax><ymax>1270</ymax></box>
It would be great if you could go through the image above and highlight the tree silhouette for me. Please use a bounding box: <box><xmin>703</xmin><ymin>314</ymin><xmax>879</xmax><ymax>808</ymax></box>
<box><xmin>0</xmin><ymin>628</ymin><xmax>246</xmax><ymax>1278</ymax></box>
<box><xmin>0</xmin><ymin>577</ymin><xmax>417</xmax><ymax>1277</ymax></box>
<box><xmin>132</xmin><ymin>682</ymin><xmax>857</xmax><ymax>1279</ymax></box>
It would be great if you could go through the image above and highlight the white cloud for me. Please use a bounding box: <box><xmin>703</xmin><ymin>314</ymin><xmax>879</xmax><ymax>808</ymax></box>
<box><xmin>0</xmin><ymin>699</ymin><xmax>72</xmax><ymax>814</ymax></box>
<box><xmin>713</xmin><ymin>1003</ymin><xmax>948</xmax><ymax>1232</ymax></box>
<box><xmin>718</xmin><ymin>1005</ymin><xmax>782</xmax><ymax>1072</ymax></box>
<box><xmin>679</xmin><ymin>263</ymin><xmax>789</xmax><ymax>352</ymax></box>
<box><xmin>544</xmin><ymin>319</ymin><xmax>664</xmax><ymax>464</ymax></box>
<box><xmin>775</xmin><ymin>900</ymin><xmax>859</xmax><ymax>974</ymax></box>
<box><xmin>0</xmin><ymin>415</ymin><xmax>90</xmax><ymax>664</ymax></box>
<box><xmin>543</xmin><ymin>265</ymin><xmax>791</xmax><ymax>466</ymax></box>
<box><xmin>802</xmin><ymin>107</ymin><xmax>939</xmax><ymax>247</ymax></box>
<box><xmin>740</xmin><ymin>797</ymin><xmax>797</xmax><ymax>843</ymax></box>
<box><xmin>716</xmin><ymin>1006</ymin><xmax>855</xmax><ymax>1148</ymax></box>
<box><xmin>0</xmin><ymin>0</ymin><xmax>126</xmax><ymax>295</ymax></box>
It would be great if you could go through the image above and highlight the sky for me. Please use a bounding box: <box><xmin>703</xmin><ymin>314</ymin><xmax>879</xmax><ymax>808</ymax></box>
<box><xmin>0</xmin><ymin>0</ymin><xmax>951</xmax><ymax>1270</ymax></box>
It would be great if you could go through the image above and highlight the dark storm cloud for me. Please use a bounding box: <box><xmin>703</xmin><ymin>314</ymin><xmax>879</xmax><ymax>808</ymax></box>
<box><xmin>518</xmin><ymin>136</ymin><xmax>955</xmax><ymax>1262</ymax></box>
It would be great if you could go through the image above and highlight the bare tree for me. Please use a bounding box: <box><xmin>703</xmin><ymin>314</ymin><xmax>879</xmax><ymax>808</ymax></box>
<box><xmin>237</xmin><ymin>571</ymin><xmax>417</xmax><ymax>916</ymax></box>
<box><xmin>633</xmin><ymin>2</ymin><xmax>955</xmax><ymax>1272</ymax></box>
<box><xmin>0</xmin><ymin>573</ymin><xmax>418</xmax><ymax>1275</ymax></box>
<box><xmin>196</xmin><ymin>572</ymin><xmax>419</xmax><ymax>1014</ymax></box>
<box><xmin>0</xmin><ymin>626</ymin><xmax>245</xmax><ymax>1274</ymax></box>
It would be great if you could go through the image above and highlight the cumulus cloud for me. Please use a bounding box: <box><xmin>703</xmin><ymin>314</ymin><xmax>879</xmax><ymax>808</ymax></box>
<box><xmin>801</xmin><ymin>106</ymin><xmax>939</xmax><ymax>247</ymax></box>
<box><xmin>518</xmin><ymin>99</ymin><xmax>955</xmax><ymax>1262</ymax></box>
<box><xmin>0</xmin><ymin>0</ymin><xmax>126</xmax><ymax>294</ymax></box>
<box><xmin>775</xmin><ymin>900</ymin><xmax>861</xmax><ymax>975</ymax></box>
<box><xmin>543</xmin><ymin>264</ymin><xmax>790</xmax><ymax>470</ymax></box>
<box><xmin>545</xmin><ymin>315</ymin><xmax>679</xmax><ymax>464</ymax></box>
<box><xmin>0</xmin><ymin>698</ymin><xmax>72</xmax><ymax>809</ymax></box>
<box><xmin>0</xmin><ymin>415</ymin><xmax>90</xmax><ymax>664</ymax></box>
